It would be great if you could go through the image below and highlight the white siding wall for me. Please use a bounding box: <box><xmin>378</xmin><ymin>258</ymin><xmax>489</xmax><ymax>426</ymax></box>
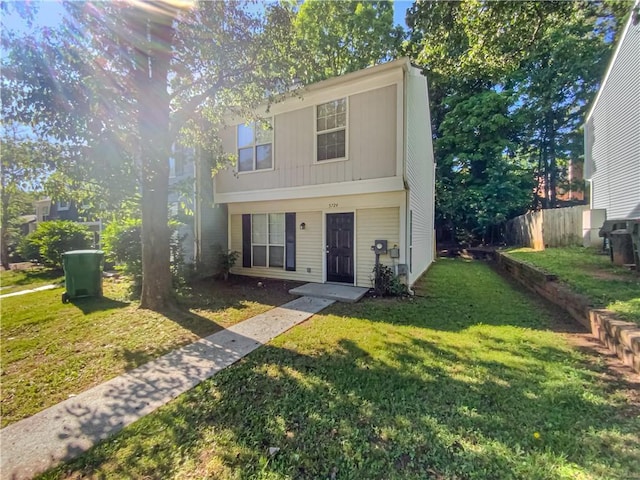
<box><xmin>356</xmin><ymin>207</ymin><xmax>400</xmax><ymax>288</ymax></box>
<box><xmin>216</xmin><ymin>85</ymin><xmax>398</xmax><ymax>194</ymax></box>
<box><xmin>226</xmin><ymin>192</ymin><xmax>404</xmax><ymax>286</ymax></box>
<box><xmin>405</xmin><ymin>68</ymin><xmax>436</xmax><ymax>284</ymax></box>
<box><xmin>585</xmin><ymin>12</ymin><xmax>640</xmax><ymax>219</ymax></box>
<box><xmin>229</xmin><ymin>212</ymin><xmax>324</xmax><ymax>283</ymax></box>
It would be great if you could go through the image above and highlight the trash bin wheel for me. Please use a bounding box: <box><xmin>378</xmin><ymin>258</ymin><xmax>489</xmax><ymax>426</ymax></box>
<box><xmin>62</xmin><ymin>293</ymin><xmax>70</xmax><ymax>304</ymax></box>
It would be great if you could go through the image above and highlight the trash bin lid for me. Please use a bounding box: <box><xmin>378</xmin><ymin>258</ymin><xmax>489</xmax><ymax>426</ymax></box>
<box><xmin>599</xmin><ymin>219</ymin><xmax>629</xmax><ymax>237</ymax></box>
<box><xmin>63</xmin><ymin>250</ymin><xmax>104</xmax><ymax>256</ymax></box>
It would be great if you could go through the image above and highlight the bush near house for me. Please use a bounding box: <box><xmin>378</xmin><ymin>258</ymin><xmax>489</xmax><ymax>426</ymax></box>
<box><xmin>18</xmin><ymin>220</ymin><xmax>92</xmax><ymax>268</ymax></box>
<box><xmin>102</xmin><ymin>218</ymin><xmax>189</xmax><ymax>296</ymax></box>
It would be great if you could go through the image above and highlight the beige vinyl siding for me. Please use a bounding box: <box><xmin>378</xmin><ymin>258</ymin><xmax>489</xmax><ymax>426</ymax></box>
<box><xmin>585</xmin><ymin>12</ymin><xmax>640</xmax><ymax>219</ymax></box>
<box><xmin>405</xmin><ymin>68</ymin><xmax>435</xmax><ymax>284</ymax></box>
<box><xmin>349</xmin><ymin>85</ymin><xmax>397</xmax><ymax>180</ymax></box>
<box><xmin>215</xmin><ymin>85</ymin><xmax>398</xmax><ymax>195</ymax></box>
<box><xmin>356</xmin><ymin>207</ymin><xmax>400</xmax><ymax>288</ymax></box>
<box><xmin>229</xmin><ymin>212</ymin><xmax>323</xmax><ymax>283</ymax></box>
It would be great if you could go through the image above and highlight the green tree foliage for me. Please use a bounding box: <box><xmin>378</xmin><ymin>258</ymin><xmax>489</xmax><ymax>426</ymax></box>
<box><xmin>19</xmin><ymin>220</ymin><xmax>91</xmax><ymax>268</ymax></box>
<box><xmin>3</xmin><ymin>1</ymin><xmax>297</xmax><ymax>310</ymax></box>
<box><xmin>0</xmin><ymin>126</ymin><xmax>55</xmax><ymax>268</ymax></box>
<box><xmin>292</xmin><ymin>0</ymin><xmax>403</xmax><ymax>83</ymax></box>
<box><xmin>102</xmin><ymin>219</ymin><xmax>143</xmax><ymax>279</ymax></box>
<box><xmin>407</xmin><ymin>0</ymin><xmax>631</xmax><ymax>242</ymax></box>
<box><xmin>102</xmin><ymin>218</ymin><xmax>188</xmax><ymax>297</ymax></box>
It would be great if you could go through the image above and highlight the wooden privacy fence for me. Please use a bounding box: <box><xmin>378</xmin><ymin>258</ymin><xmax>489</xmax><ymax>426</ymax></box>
<box><xmin>505</xmin><ymin>205</ymin><xmax>588</xmax><ymax>249</ymax></box>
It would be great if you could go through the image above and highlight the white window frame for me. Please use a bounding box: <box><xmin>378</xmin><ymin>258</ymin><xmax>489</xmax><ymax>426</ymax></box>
<box><xmin>237</xmin><ymin>119</ymin><xmax>274</xmax><ymax>174</ymax></box>
<box><xmin>315</xmin><ymin>97</ymin><xmax>348</xmax><ymax>164</ymax></box>
<box><xmin>251</xmin><ymin>213</ymin><xmax>285</xmax><ymax>268</ymax></box>
<box><xmin>57</xmin><ymin>201</ymin><xmax>70</xmax><ymax>211</ymax></box>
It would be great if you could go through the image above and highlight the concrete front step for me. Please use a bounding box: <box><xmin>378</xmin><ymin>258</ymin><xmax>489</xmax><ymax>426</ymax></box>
<box><xmin>289</xmin><ymin>283</ymin><xmax>369</xmax><ymax>303</ymax></box>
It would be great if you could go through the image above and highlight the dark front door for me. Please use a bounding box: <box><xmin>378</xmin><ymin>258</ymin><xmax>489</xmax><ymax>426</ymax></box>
<box><xmin>326</xmin><ymin>213</ymin><xmax>354</xmax><ymax>284</ymax></box>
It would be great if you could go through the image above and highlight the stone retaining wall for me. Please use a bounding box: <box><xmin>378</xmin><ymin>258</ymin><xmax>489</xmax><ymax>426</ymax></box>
<box><xmin>495</xmin><ymin>252</ymin><xmax>640</xmax><ymax>373</ymax></box>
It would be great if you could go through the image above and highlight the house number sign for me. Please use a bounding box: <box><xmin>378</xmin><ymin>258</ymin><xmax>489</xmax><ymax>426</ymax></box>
<box><xmin>328</xmin><ymin>203</ymin><xmax>339</xmax><ymax>208</ymax></box>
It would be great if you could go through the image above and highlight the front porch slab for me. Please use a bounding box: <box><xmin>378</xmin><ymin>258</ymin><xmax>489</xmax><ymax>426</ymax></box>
<box><xmin>289</xmin><ymin>283</ymin><xmax>369</xmax><ymax>303</ymax></box>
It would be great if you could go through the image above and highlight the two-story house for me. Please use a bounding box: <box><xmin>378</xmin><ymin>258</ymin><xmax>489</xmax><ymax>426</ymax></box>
<box><xmin>584</xmin><ymin>1</ymin><xmax>640</xmax><ymax>221</ymax></box>
<box><xmin>200</xmin><ymin>58</ymin><xmax>435</xmax><ymax>288</ymax></box>
<box><xmin>33</xmin><ymin>198</ymin><xmax>102</xmax><ymax>247</ymax></box>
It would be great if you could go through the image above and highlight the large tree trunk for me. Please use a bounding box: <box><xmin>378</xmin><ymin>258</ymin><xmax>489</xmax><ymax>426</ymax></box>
<box><xmin>131</xmin><ymin>6</ymin><xmax>177</xmax><ymax>311</ymax></box>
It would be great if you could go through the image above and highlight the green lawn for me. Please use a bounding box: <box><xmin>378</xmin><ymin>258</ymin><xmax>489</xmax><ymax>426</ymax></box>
<box><xmin>39</xmin><ymin>260</ymin><xmax>640</xmax><ymax>480</ymax></box>
<box><xmin>1</xmin><ymin>276</ymin><xmax>299</xmax><ymax>428</ymax></box>
<box><xmin>506</xmin><ymin>247</ymin><xmax>640</xmax><ymax>325</ymax></box>
<box><xmin>0</xmin><ymin>267</ymin><xmax>64</xmax><ymax>294</ymax></box>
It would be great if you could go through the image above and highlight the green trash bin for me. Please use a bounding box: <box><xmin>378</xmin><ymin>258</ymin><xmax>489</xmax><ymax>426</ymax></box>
<box><xmin>62</xmin><ymin>250</ymin><xmax>104</xmax><ymax>303</ymax></box>
<box><xmin>628</xmin><ymin>219</ymin><xmax>640</xmax><ymax>274</ymax></box>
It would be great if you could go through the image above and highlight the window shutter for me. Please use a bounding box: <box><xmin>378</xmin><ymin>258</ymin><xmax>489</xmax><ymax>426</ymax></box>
<box><xmin>285</xmin><ymin>212</ymin><xmax>296</xmax><ymax>271</ymax></box>
<box><xmin>242</xmin><ymin>214</ymin><xmax>251</xmax><ymax>268</ymax></box>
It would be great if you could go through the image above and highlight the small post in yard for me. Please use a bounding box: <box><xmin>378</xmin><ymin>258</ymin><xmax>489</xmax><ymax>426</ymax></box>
<box><xmin>372</xmin><ymin>246</ymin><xmax>381</xmax><ymax>293</ymax></box>
<box><xmin>372</xmin><ymin>240</ymin><xmax>388</xmax><ymax>294</ymax></box>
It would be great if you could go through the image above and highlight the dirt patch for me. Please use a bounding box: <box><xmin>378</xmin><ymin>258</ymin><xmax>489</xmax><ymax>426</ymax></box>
<box><xmin>188</xmin><ymin>274</ymin><xmax>305</xmax><ymax>303</ymax></box>
<box><xmin>584</xmin><ymin>267</ymin><xmax>638</xmax><ymax>282</ymax></box>
<box><xmin>1</xmin><ymin>262</ymin><xmax>39</xmax><ymax>272</ymax></box>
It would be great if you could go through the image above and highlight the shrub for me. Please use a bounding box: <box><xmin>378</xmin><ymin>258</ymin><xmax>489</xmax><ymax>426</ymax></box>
<box><xmin>17</xmin><ymin>234</ymin><xmax>42</xmax><ymax>263</ymax></box>
<box><xmin>213</xmin><ymin>245</ymin><xmax>239</xmax><ymax>281</ymax></box>
<box><xmin>102</xmin><ymin>219</ymin><xmax>142</xmax><ymax>279</ymax></box>
<box><xmin>102</xmin><ymin>218</ymin><xmax>190</xmax><ymax>296</ymax></box>
<box><xmin>372</xmin><ymin>263</ymin><xmax>408</xmax><ymax>297</ymax></box>
<box><xmin>18</xmin><ymin>220</ymin><xmax>92</xmax><ymax>268</ymax></box>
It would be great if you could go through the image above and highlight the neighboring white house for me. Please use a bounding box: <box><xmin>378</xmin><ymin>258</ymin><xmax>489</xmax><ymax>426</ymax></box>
<box><xmin>200</xmin><ymin>58</ymin><xmax>435</xmax><ymax>288</ymax></box>
<box><xmin>584</xmin><ymin>1</ymin><xmax>640</xmax><ymax>221</ymax></box>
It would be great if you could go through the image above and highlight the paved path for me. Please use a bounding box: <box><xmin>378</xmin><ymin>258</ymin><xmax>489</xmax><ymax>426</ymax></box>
<box><xmin>0</xmin><ymin>296</ymin><xmax>334</xmax><ymax>480</ymax></box>
<box><xmin>0</xmin><ymin>284</ymin><xmax>59</xmax><ymax>299</ymax></box>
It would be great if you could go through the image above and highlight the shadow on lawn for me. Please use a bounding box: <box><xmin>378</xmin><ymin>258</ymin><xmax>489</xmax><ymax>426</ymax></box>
<box><xmin>70</xmin><ymin>296</ymin><xmax>129</xmax><ymax>314</ymax></box>
<box><xmin>43</xmin><ymin>333</ymin><xmax>640</xmax><ymax>480</ymax></box>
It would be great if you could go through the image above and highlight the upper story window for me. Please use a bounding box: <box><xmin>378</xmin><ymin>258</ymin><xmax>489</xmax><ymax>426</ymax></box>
<box><xmin>57</xmin><ymin>201</ymin><xmax>70</xmax><ymax>211</ymax></box>
<box><xmin>316</xmin><ymin>98</ymin><xmax>347</xmax><ymax>162</ymax></box>
<box><xmin>237</xmin><ymin>119</ymin><xmax>273</xmax><ymax>173</ymax></box>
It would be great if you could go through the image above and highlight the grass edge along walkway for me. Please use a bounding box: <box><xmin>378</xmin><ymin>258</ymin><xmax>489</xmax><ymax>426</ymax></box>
<box><xmin>38</xmin><ymin>259</ymin><xmax>640</xmax><ymax>480</ymax></box>
<box><xmin>0</xmin><ymin>296</ymin><xmax>334</xmax><ymax>480</ymax></box>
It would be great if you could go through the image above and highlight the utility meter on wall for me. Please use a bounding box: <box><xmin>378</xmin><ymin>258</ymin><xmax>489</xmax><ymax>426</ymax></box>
<box><xmin>373</xmin><ymin>240</ymin><xmax>388</xmax><ymax>255</ymax></box>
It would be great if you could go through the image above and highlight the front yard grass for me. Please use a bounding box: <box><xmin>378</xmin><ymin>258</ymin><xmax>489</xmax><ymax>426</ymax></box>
<box><xmin>40</xmin><ymin>260</ymin><xmax>640</xmax><ymax>480</ymax></box>
<box><xmin>0</xmin><ymin>267</ymin><xmax>64</xmax><ymax>294</ymax></box>
<box><xmin>506</xmin><ymin>247</ymin><xmax>640</xmax><ymax>325</ymax></box>
<box><xmin>1</xmin><ymin>275</ymin><xmax>300</xmax><ymax>428</ymax></box>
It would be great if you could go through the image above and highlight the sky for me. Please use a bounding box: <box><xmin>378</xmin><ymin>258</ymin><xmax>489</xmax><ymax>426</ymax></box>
<box><xmin>3</xmin><ymin>0</ymin><xmax>414</xmax><ymax>33</ymax></box>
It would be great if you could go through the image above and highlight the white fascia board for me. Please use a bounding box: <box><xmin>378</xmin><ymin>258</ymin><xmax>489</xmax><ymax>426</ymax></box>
<box><xmin>215</xmin><ymin>176</ymin><xmax>405</xmax><ymax>204</ymax></box>
<box><xmin>585</xmin><ymin>0</ymin><xmax>639</xmax><ymax>123</ymax></box>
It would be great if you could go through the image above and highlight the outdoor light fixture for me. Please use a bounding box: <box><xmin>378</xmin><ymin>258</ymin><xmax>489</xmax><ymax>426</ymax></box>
<box><xmin>300</xmin><ymin>222</ymin><xmax>306</xmax><ymax>230</ymax></box>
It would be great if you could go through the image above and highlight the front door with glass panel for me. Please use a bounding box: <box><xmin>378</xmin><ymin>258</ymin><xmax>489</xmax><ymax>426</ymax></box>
<box><xmin>326</xmin><ymin>213</ymin><xmax>354</xmax><ymax>284</ymax></box>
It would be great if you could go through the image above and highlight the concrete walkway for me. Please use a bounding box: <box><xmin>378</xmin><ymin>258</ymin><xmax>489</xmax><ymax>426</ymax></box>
<box><xmin>0</xmin><ymin>284</ymin><xmax>59</xmax><ymax>299</ymax></box>
<box><xmin>0</xmin><ymin>296</ymin><xmax>334</xmax><ymax>480</ymax></box>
